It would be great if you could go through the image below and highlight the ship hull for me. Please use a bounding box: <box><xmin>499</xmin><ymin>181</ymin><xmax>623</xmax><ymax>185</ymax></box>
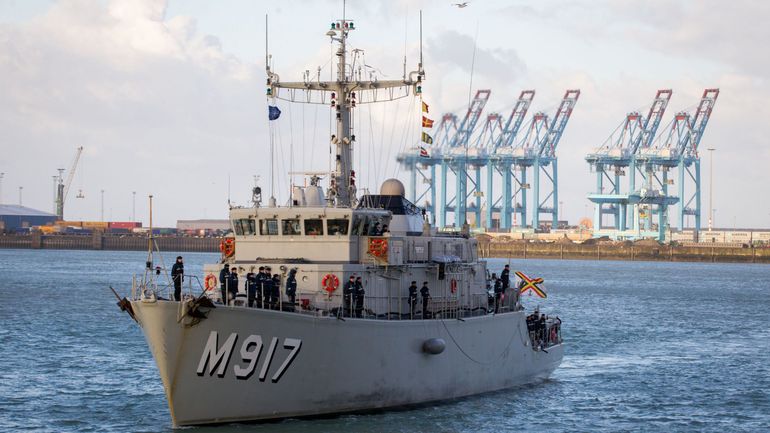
<box><xmin>132</xmin><ymin>301</ymin><xmax>563</xmax><ymax>426</ymax></box>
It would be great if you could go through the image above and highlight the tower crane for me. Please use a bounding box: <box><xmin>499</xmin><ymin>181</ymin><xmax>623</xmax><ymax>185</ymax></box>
<box><xmin>55</xmin><ymin>146</ymin><xmax>84</xmax><ymax>221</ymax></box>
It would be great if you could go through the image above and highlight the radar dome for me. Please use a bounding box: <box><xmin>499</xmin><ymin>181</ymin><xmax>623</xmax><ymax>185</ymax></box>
<box><xmin>380</xmin><ymin>178</ymin><xmax>405</xmax><ymax>196</ymax></box>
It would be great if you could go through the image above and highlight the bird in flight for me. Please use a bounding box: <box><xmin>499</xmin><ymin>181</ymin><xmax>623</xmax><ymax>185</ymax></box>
<box><xmin>452</xmin><ymin>2</ymin><xmax>470</xmax><ymax>8</ymax></box>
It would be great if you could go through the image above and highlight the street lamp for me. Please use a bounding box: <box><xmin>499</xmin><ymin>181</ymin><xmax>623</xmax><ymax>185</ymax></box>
<box><xmin>0</xmin><ymin>172</ymin><xmax>4</xmax><ymax>204</ymax></box>
<box><xmin>707</xmin><ymin>148</ymin><xmax>715</xmax><ymax>231</ymax></box>
<box><xmin>18</xmin><ymin>186</ymin><xmax>23</xmax><ymax>205</ymax></box>
<box><xmin>100</xmin><ymin>189</ymin><xmax>105</xmax><ymax>221</ymax></box>
<box><xmin>132</xmin><ymin>191</ymin><xmax>136</xmax><ymax>222</ymax></box>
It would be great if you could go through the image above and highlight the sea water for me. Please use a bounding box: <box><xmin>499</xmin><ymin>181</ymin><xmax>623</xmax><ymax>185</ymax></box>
<box><xmin>0</xmin><ymin>249</ymin><xmax>768</xmax><ymax>432</ymax></box>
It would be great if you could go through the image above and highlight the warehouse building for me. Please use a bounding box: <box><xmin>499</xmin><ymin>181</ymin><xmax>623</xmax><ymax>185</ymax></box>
<box><xmin>0</xmin><ymin>205</ymin><xmax>57</xmax><ymax>232</ymax></box>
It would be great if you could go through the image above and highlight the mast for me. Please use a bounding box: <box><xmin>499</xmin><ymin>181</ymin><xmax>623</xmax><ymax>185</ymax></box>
<box><xmin>267</xmin><ymin>14</ymin><xmax>424</xmax><ymax>207</ymax></box>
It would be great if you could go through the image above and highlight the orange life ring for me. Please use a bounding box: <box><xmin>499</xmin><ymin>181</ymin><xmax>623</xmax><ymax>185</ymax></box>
<box><xmin>367</xmin><ymin>238</ymin><xmax>388</xmax><ymax>258</ymax></box>
<box><xmin>321</xmin><ymin>274</ymin><xmax>340</xmax><ymax>294</ymax></box>
<box><xmin>204</xmin><ymin>273</ymin><xmax>217</xmax><ymax>291</ymax></box>
<box><xmin>550</xmin><ymin>327</ymin><xmax>558</xmax><ymax>343</ymax></box>
<box><xmin>219</xmin><ymin>238</ymin><xmax>235</xmax><ymax>258</ymax></box>
<box><xmin>450</xmin><ymin>278</ymin><xmax>457</xmax><ymax>294</ymax></box>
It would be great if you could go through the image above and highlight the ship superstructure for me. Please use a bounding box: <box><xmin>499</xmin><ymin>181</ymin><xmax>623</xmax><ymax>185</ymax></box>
<box><xmin>119</xmin><ymin>10</ymin><xmax>564</xmax><ymax>427</ymax></box>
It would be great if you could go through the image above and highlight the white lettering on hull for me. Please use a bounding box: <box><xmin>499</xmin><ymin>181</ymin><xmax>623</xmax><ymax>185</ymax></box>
<box><xmin>196</xmin><ymin>331</ymin><xmax>302</xmax><ymax>383</ymax></box>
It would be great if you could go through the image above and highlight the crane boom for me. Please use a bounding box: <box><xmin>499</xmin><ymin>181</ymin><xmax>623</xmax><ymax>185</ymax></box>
<box><xmin>56</xmin><ymin>146</ymin><xmax>83</xmax><ymax>220</ymax></box>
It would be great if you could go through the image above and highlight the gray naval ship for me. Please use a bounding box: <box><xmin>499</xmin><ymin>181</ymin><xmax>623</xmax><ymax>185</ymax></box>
<box><xmin>116</xmin><ymin>12</ymin><xmax>564</xmax><ymax>427</ymax></box>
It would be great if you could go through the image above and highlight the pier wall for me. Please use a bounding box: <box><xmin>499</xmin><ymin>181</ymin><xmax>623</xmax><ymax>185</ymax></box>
<box><xmin>0</xmin><ymin>234</ymin><xmax>220</xmax><ymax>253</ymax></box>
<box><xmin>478</xmin><ymin>241</ymin><xmax>770</xmax><ymax>264</ymax></box>
<box><xmin>2</xmin><ymin>234</ymin><xmax>769</xmax><ymax>264</ymax></box>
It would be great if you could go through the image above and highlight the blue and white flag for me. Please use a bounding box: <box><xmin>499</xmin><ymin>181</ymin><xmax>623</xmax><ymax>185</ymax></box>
<box><xmin>268</xmin><ymin>105</ymin><xmax>281</xmax><ymax>121</ymax></box>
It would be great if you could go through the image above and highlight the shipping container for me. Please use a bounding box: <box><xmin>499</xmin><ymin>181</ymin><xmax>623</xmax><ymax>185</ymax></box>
<box><xmin>724</xmin><ymin>231</ymin><xmax>752</xmax><ymax>244</ymax></box>
<box><xmin>82</xmin><ymin>221</ymin><xmax>109</xmax><ymax>229</ymax></box>
<box><xmin>699</xmin><ymin>231</ymin><xmax>725</xmax><ymax>243</ymax></box>
<box><xmin>109</xmin><ymin>221</ymin><xmax>142</xmax><ymax>229</ymax></box>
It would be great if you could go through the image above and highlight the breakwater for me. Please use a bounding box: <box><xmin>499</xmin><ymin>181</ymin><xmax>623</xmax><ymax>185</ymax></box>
<box><xmin>0</xmin><ymin>233</ymin><xmax>219</xmax><ymax>252</ymax></box>
<box><xmin>478</xmin><ymin>240</ymin><xmax>770</xmax><ymax>264</ymax></box>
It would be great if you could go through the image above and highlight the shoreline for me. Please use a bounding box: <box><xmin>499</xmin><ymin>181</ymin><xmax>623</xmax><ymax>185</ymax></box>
<box><xmin>479</xmin><ymin>241</ymin><xmax>770</xmax><ymax>264</ymax></box>
<box><xmin>2</xmin><ymin>233</ymin><xmax>768</xmax><ymax>264</ymax></box>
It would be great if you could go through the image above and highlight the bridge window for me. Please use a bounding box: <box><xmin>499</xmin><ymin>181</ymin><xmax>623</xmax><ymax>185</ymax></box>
<box><xmin>259</xmin><ymin>219</ymin><xmax>279</xmax><ymax>236</ymax></box>
<box><xmin>233</xmin><ymin>218</ymin><xmax>255</xmax><ymax>236</ymax></box>
<box><xmin>327</xmin><ymin>218</ymin><xmax>349</xmax><ymax>235</ymax></box>
<box><xmin>282</xmin><ymin>219</ymin><xmax>301</xmax><ymax>236</ymax></box>
<box><xmin>352</xmin><ymin>215</ymin><xmax>369</xmax><ymax>236</ymax></box>
<box><xmin>305</xmin><ymin>219</ymin><xmax>323</xmax><ymax>236</ymax></box>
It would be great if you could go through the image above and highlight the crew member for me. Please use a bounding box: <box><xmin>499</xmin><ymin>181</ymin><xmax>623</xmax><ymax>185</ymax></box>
<box><xmin>420</xmin><ymin>281</ymin><xmax>431</xmax><ymax>319</ymax></box>
<box><xmin>500</xmin><ymin>264</ymin><xmax>510</xmax><ymax>293</ymax></box>
<box><xmin>343</xmin><ymin>275</ymin><xmax>356</xmax><ymax>317</ymax></box>
<box><xmin>219</xmin><ymin>263</ymin><xmax>230</xmax><ymax>305</ymax></box>
<box><xmin>227</xmin><ymin>267</ymin><xmax>239</xmax><ymax>304</ymax></box>
<box><xmin>354</xmin><ymin>276</ymin><xmax>365</xmax><ymax>318</ymax></box>
<box><xmin>286</xmin><ymin>268</ymin><xmax>298</xmax><ymax>309</ymax></box>
<box><xmin>255</xmin><ymin>266</ymin><xmax>266</xmax><ymax>308</ymax></box>
<box><xmin>262</xmin><ymin>266</ymin><xmax>273</xmax><ymax>308</ymax></box>
<box><xmin>271</xmin><ymin>274</ymin><xmax>281</xmax><ymax>310</ymax></box>
<box><xmin>246</xmin><ymin>269</ymin><xmax>258</xmax><ymax>308</ymax></box>
<box><xmin>493</xmin><ymin>273</ymin><xmax>503</xmax><ymax>313</ymax></box>
<box><xmin>407</xmin><ymin>281</ymin><xmax>418</xmax><ymax>318</ymax></box>
<box><xmin>171</xmin><ymin>256</ymin><xmax>184</xmax><ymax>301</ymax></box>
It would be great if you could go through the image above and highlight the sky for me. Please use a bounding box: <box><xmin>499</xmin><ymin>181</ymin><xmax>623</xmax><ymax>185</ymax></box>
<box><xmin>0</xmin><ymin>0</ymin><xmax>768</xmax><ymax>228</ymax></box>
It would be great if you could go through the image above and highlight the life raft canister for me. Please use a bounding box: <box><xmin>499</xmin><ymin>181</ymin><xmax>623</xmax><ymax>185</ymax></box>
<box><xmin>219</xmin><ymin>238</ymin><xmax>235</xmax><ymax>258</ymax></box>
<box><xmin>204</xmin><ymin>273</ymin><xmax>217</xmax><ymax>291</ymax></box>
<box><xmin>322</xmin><ymin>274</ymin><xmax>340</xmax><ymax>294</ymax></box>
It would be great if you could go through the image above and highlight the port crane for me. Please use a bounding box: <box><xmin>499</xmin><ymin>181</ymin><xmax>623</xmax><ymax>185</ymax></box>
<box><xmin>55</xmin><ymin>146</ymin><xmax>84</xmax><ymax>220</ymax></box>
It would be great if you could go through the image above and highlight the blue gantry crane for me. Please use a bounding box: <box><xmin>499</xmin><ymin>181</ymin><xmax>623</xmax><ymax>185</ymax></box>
<box><xmin>586</xmin><ymin>89</ymin><xmax>673</xmax><ymax>234</ymax></box>
<box><xmin>586</xmin><ymin>88</ymin><xmax>719</xmax><ymax>241</ymax></box>
<box><xmin>513</xmin><ymin>90</ymin><xmax>581</xmax><ymax>230</ymax></box>
<box><xmin>398</xmin><ymin>88</ymin><xmax>579</xmax><ymax>231</ymax></box>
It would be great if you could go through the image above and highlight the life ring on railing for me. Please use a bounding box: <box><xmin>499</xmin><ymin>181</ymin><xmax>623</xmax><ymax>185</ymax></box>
<box><xmin>321</xmin><ymin>274</ymin><xmax>340</xmax><ymax>294</ymax></box>
<box><xmin>450</xmin><ymin>278</ymin><xmax>457</xmax><ymax>294</ymax></box>
<box><xmin>219</xmin><ymin>238</ymin><xmax>235</xmax><ymax>258</ymax></box>
<box><xmin>550</xmin><ymin>327</ymin><xmax>558</xmax><ymax>343</ymax></box>
<box><xmin>204</xmin><ymin>273</ymin><xmax>217</xmax><ymax>291</ymax></box>
<box><xmin>367</xmin><ymin>237</ymin><xmax>388</xmax><ymax>259</ymax></box>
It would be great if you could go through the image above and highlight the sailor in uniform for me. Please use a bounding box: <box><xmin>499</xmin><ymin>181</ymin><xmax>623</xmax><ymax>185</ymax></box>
<box><xmin>218</xmin><ymin>263</ymin><xmax>230</xmax><ymax>305</ymax></box>
<box><xmin>354</xmin><ymin>276</ymin><xmax>365</xmax><ymax>318</ymax></box>
<box><xmin>407</xmin><ymin>281</ymin><xmax>418</xmax><ymax>318</ymax></box>
<box><xmin>492</xmin><ymin>273</ymin><xmax>503</xmax><ymax>313</ymax></box>
<box><xmin>420</xmin><ymin>281</ymin><xmax>431</xmax><ymax>319</ymax></box>
<box><xmin>171</xmin><ymin>256</ymin><xmax>184</xmax><ymax>301</ymax></box>
<box><xmin>271</xmin><ymin>274</ymin><xmax>281</xmax><ymax>310</ymax></box>
<box><xmin>262</xmin><ymin>267</ymin><xmax>273</xmax><ymax>308</ymax></box>
<box><xmin>227</xmin><ymin>267</ymin><xmax>239</xmax><ymax>304</ymax></box>
<box><xmin>343</xmin><ymin>276</ymin><xmax>356</xmax><ymax>317</ymax></box>
<box><xmin>255</xmin><ymin>266</ymin><xmax>266</xmax><ymax>308</ymax></box>
<box><xmin>500</xmin><ymin>264</ymin><xmax>510</xmax><ymax>293</ymax></box>
<box><xmin>286</xmin><ymin>268</ymin><xmax>298</xmax><ymax>309</ymax></box>
<box><xmin>246</xmin><ymin>269</ymin><xmax>258</xmax><ymax>308</ymax></box>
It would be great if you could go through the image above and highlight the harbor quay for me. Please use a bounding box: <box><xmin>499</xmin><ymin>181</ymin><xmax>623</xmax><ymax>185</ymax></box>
<box><xmin>1</xmin><ymin>232</ymin><xmax>768</xmax><ymax>264</ymax></box>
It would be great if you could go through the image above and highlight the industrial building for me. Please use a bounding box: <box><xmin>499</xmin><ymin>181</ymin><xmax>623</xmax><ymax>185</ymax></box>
<box><xmin>0</xmin><ymin>205</ymin><xmax>57</xmax><ymax>232</ymax></box>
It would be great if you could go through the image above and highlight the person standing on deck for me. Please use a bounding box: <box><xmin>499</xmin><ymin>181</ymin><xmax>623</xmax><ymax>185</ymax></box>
<box><xmin>246</xmin><ymin>269</ymin><xmax>258</xmax><ymax>308</ymax></box>
<box><xmin>500</xmin><ymin>264</ymin><xmax>510</xmax><ymax>294</ymax></box>
<box><xmin>420</xmin><ymin>281</ymin><xmax>431</xmax><ymax>319</ymax></box>
<box><xmin>407</xmin><ymin>281</ymin><xmax>418</xmax><ymax>318</ymax></box>
<box><xmin>343</xmin><ymin>275</ymin><xmax>356</xmax><ymax>317</ymax></box>
<box><xmin>171</xmin><ymin>256</ymin><xmax>184</xmax><ymax>301</ymax></box>
<box><xmin>227</xmin><ymin>267</ymin><xmax>239</xmax><ymax>304</ymax></box>
<box><xmin>271</xmin><ymin>274</ymin><xmax>281</xmax><ymax>310</ymax></box>
<box><xmin>493</xmin><ymin>273</ymin><xmax>503</xmax><ymax>313</ymax></box>
<box><xmin>219</xmin><ymin>263</ymin><xmax>230</xmax><ymax>305</ymax></box>
<box><xmin>354</xmin><ymin>276</ymin><xmax>365</xmax><ymax>318</ymax></box>
<box><xmin>262</xmin><ymin>266</ymin><xmax>273</xmax><ymax>308</ymax></box>
<box><xmin>255</xmin><ymin>266</ymin><xmax>266</xmax><ymax>308</ymax></box>
<box><xmin>286</xmin><ymin>268</ymin><xmax>298</xmax><ymax>309</ymax></box>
